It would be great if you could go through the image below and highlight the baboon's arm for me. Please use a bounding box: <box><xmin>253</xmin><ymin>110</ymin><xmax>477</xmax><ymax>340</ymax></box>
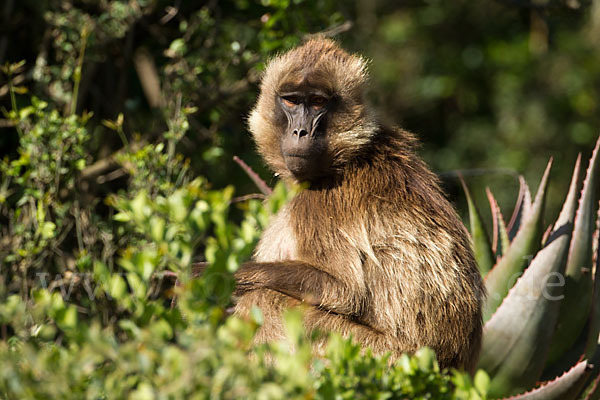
<box><xmin>234</xmin><ymin>261</ymin><xmax>365</xmax><ymax>317</ymax></box>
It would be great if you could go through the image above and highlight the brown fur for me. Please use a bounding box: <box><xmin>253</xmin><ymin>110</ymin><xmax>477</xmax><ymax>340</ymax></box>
<box><xmin>234</xmin><ymin>38</ymin><xmax>485</xmax><ymax>372</ymax></box>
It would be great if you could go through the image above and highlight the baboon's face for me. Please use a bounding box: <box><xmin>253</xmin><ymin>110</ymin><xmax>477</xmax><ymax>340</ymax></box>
<box><xmin>275</xmin><ymin>77</ymin><xmax>336</xmax><ymax>181</ymax></box>
<box><xmin>249</xmin><ymin>39</ymin><xmax>377</xmax><ymax>183</ymax></box>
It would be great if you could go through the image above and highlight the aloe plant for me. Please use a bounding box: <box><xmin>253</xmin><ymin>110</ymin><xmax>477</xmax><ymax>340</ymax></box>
<box><xmin>463</xmin><ymin>136</ymin><xmax>600</xmax><ymax>399</ymax></box>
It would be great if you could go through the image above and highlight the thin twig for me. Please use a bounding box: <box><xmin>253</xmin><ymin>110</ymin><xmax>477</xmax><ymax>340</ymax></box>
<box><xmin>160</xmin><ymin>5</ymin><xmax>179</xmax><ymax>24</ymax></box>
<box><xmin>79</xmin><ymin>157</ymin><xmax>118</xmax><ymax>181</ymax></box>
<box><xmin>233</xmin><ymin>155</ymin><xmax>272</xmax><ymax>195</ymax></box>
<box><xmin>231</xmin><ymin>193</ymin><xmax>267</xmax><ymax>203</ymax></box>
<box><xmin>71</xmin><ymin>26</ymin><xmax>89</xmax><ymax>116</ymax></box>
<box><xmin>304</xmin><ymin>21</ymin><xmax>354</xmax><ymax>40</ymax></box>
<box><xmin>134</xmin><ymin>47</ymin><xmax>163</xmax><ymax>108</ymax></box>
<box><xmin>79</xmin><ymin>140</ymin><xmax>145</xmax><ymax>181</ymax></box>
<box><xmin>97</xmin><ymin>168</ymin><xmax>127</xmax><ymax>184</ymax></box>
<box><xmin>0</xmin><ymin>72</ymin><xmax>24</xmax><ymax>97</ymax></box>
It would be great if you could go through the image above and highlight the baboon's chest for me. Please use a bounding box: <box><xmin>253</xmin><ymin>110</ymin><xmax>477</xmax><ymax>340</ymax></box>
<box><xmin>289</xmin><ymin>195</ymin><xmax>359</xmax><ymax>260</ymax></box>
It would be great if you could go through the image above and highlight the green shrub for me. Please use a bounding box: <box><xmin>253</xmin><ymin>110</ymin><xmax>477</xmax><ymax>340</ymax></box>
<box><xmin>0</xmin><ymin>64</ymin><xmax>484</xmax><ymax>398</ymax></box>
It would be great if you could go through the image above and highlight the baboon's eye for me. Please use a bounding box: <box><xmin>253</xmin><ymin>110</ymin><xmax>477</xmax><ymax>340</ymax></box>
<box><xmin>281</xmin><ymin>96</ymin><xmax>300</xmax><ymax>107</ymax></box>
<box><xmin>310</xmin><ymin>96</ymin><xmax>328</xmax><ymax>110</ymax></box>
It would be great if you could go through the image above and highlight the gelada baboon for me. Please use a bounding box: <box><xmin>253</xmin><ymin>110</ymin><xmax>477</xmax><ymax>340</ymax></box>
<box><xmin>233</xmin><ymin>38</ymin><xmax>485</xmax><ymax>372</ymax></box>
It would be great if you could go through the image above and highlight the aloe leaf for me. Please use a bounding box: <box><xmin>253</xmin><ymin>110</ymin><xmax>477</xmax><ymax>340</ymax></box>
<box><xmin>540</xmin><ymin>335</ymin><xmax>586</xmax><ymax>382</ymax></box>
<box><xmin>478</xmin><ymin>212</ymin><xmax>570</xmax><ymax>397</ymax></box>
<box><xmin>547</xmin><ymin>152</ymin><xmax>594</xmax><ymax>365</ymax></box>
<box><xmin>552</xmin><ymin>139</ymin><xmax>600</xmax><ymax>364</ymax></box>
<box><xmin>487</xmin><ymin>188</ymin><xmax>510</xmax><ymax>258</ymax></box>
<box><xmin>507</xmin><ymin>176</ymin><xmax>533</xmax><ymax>241</ymax></box>
<box><xmin>585</xmin><ymin>203</ymin><xmax>600</xmax><ymax>359</ymax></box>
<box><xmin>460</xmin><ymin>176</ymin><xmax>494</xmax><ymax>276</ymax></box>
<box><xmin>569</xmin><ymin>140</ymin><xmax>600</xmax><ymax>278</ymax></box>
<box><xmin>483</xmin><ymin>161</ymin><xmax>552</xmax><ymax>321</ymax></box>
<box><xmin>541</xmin><ymin>224</ymin><xmax>554</xmax><ymax>246</ymax></box>
<box><xmin>505</xmin><ymin>360</ymin><xmax>591</xmax><ymax>400</ymax></box>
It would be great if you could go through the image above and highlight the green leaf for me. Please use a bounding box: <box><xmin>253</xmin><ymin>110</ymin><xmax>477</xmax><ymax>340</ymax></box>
<box><xmin>129</xmin><ymin>382</ymin><xmax>155</xmax><ymax>400</ymax></box>
<box><xmin>93</xmin><ymin>261</ymin><xmax>110</xmax><ymax>286</ymax></box>
<box><xmin>119</xmin><ymin>319</ymin><xmax>141</xmax><ymax>338</ymax></box>
<box><xmin>56</xmin><ymin>306</ymin><xmax>78</xmax><ymax>330</ymax></box>
<box><xmin>415</xmin><ymin>347</ymin><xmax>438</xmax><ymax>372</ymax></box>
<box><xmin>49</xmin><ymin>292</ymin><xmax>65</xmax><ymax>312</ymax></box>
<box><xmin>113</xmin><ymin>212</ymin><xmax>131</xmax><ymax>222</ymax></box>
<box><xmin>36</xmin><ymin>200</ymin><xmax>46</xmax><ymax>223</ymax></box>
<box><xmin>150</xmin><ymin>319</ymin><xmax>173</xmax><ymax>340</ymax></box>
<box><xmin>483</xmin><ymin>160</ymin><xmax>552</xmax><ymax>321</ymax></box>
<box><xmin>167</xmin><ymin>38</ymin><xmax>187</xmax><ymax>57</ymax></box>
<box><xmin>75</xmin><ymin>158</ymin><xmax>86</xmax><ymax>170</ymax></box>
<box><xmin>32</xmin><ymin>289</ymin><xmax>52</xmax><ymax>307</ymax></box>
<box><xmin>474</xmin><ymin>369</ymin><xmax>490</xmax><ymax>396</ymax></box>
<box><xmin>127</xmin><ymin>272</ymin><xmax>147</xmax><ymax>299</ymax></box>
<box><xmin>150</xmin><ymin>216</ymin><xmax>165</xmax><ymax>242</ymax></box>
<box><xmin>109</xmin><ymin>274</ymin><xmax>127</xmax><ymax>300</ymax></box>
<box><xmin>250</xmin><ymin>306</ymin><xmax>264</xmax><ymax>326</ymax></box>
<box><xmin>460</xmin><ymin>177</ymin><xmax>494</xmax><ymax>276</ymax></box>
<box><xmin>168</xmin><ymin>189</ymin><xmax>188</xmax><ymax>222</ymax></box>
<box><xmin>41</xmin><ymin>221</ymin><xmax>56</xmax><ymax>239</ymax></box>
<box><xmin>478</xmin><ymin>199</ymin><xmax>571</xmax><ymax>397</ymax></box>
<box><xmin>131</xmin><ymin>191</ymin><xmax>150</xmax><ymax>223</ymax></box>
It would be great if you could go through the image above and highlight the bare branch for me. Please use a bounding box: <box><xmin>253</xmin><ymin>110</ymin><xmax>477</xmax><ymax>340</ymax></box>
<box><xmin>304</xmin><ymin>21</ymin><xmax>354</xmax><ymax>40</ymax></box>
<box><xmin>233</xmin><ymin>155</ymin><xmax>272</xmax><ymax>196</ymax></box>
<box><xmin>133</xmin><ymin>47</ymin><xmax>163</xmax><ymax>108</ymax></box>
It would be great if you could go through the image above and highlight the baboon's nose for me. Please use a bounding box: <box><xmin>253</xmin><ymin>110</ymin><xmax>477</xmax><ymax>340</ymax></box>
<box><xmin>293</xmin><ymin>129</ymin><xmax>309</xmax><ymax>138</ymax></box>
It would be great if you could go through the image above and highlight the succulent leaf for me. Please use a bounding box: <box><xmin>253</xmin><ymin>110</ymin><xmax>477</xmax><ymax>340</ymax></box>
<box><xmin>483</xmin><ymin>160</ymin><xmax>552</xmax><ymax>321</ymax></box>
<box><xmin>546</xmin><ymin>154</ymin><xmax>587</xmax><ymax>365</ymax></box>
<box><xmin>487</xmin><ymin>188</ymin><xmax>510</xmax><ymax>258</ymax></box>
<box><xmin>584</xmin><ymin>203</ymin><xmax>600</xmax><ymax>359</ymax></box>
<box><xmin>567</xmin><ymin>140</ymin><xmax>600</xmax><ymax>279</ymax></box>
<box><xmin>507</xmin><ymin>176</ymin><xmax>533</xmax><ymax>241</ymax></box>
<box><xmin>541</xmin><ymin>224</ymin><xmax>554</xmax><ymax>247</ymax></box>
<box><xmin>478</xmin><ymin>205</ymin><xmax>570</xmax><ymax>397</ymax></box>
<box><xmin>504</xmin><ymin>360</ymin><xmax>591</xmax><ymax>400</ymax></box>
<box><xmin>460</xmin><ymin>176</ymin><xmax>494</xmax><ymax>276</ymax></box>
<box><xmin>549</xmin><ymin>138</ymin><xmax>600</xmax><ymax>364</ymax></box>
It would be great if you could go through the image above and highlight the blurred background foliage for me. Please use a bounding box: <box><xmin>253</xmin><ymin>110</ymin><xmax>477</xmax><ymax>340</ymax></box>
<box><xmin>2</xmin><ymin>0</ymin><xmax>599</xmax><ymax>215</ymax></box>
<box><xmin>0</xmin><ymin>0</ymin><xmax>599</xmax><ymax>397</ymax></box>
